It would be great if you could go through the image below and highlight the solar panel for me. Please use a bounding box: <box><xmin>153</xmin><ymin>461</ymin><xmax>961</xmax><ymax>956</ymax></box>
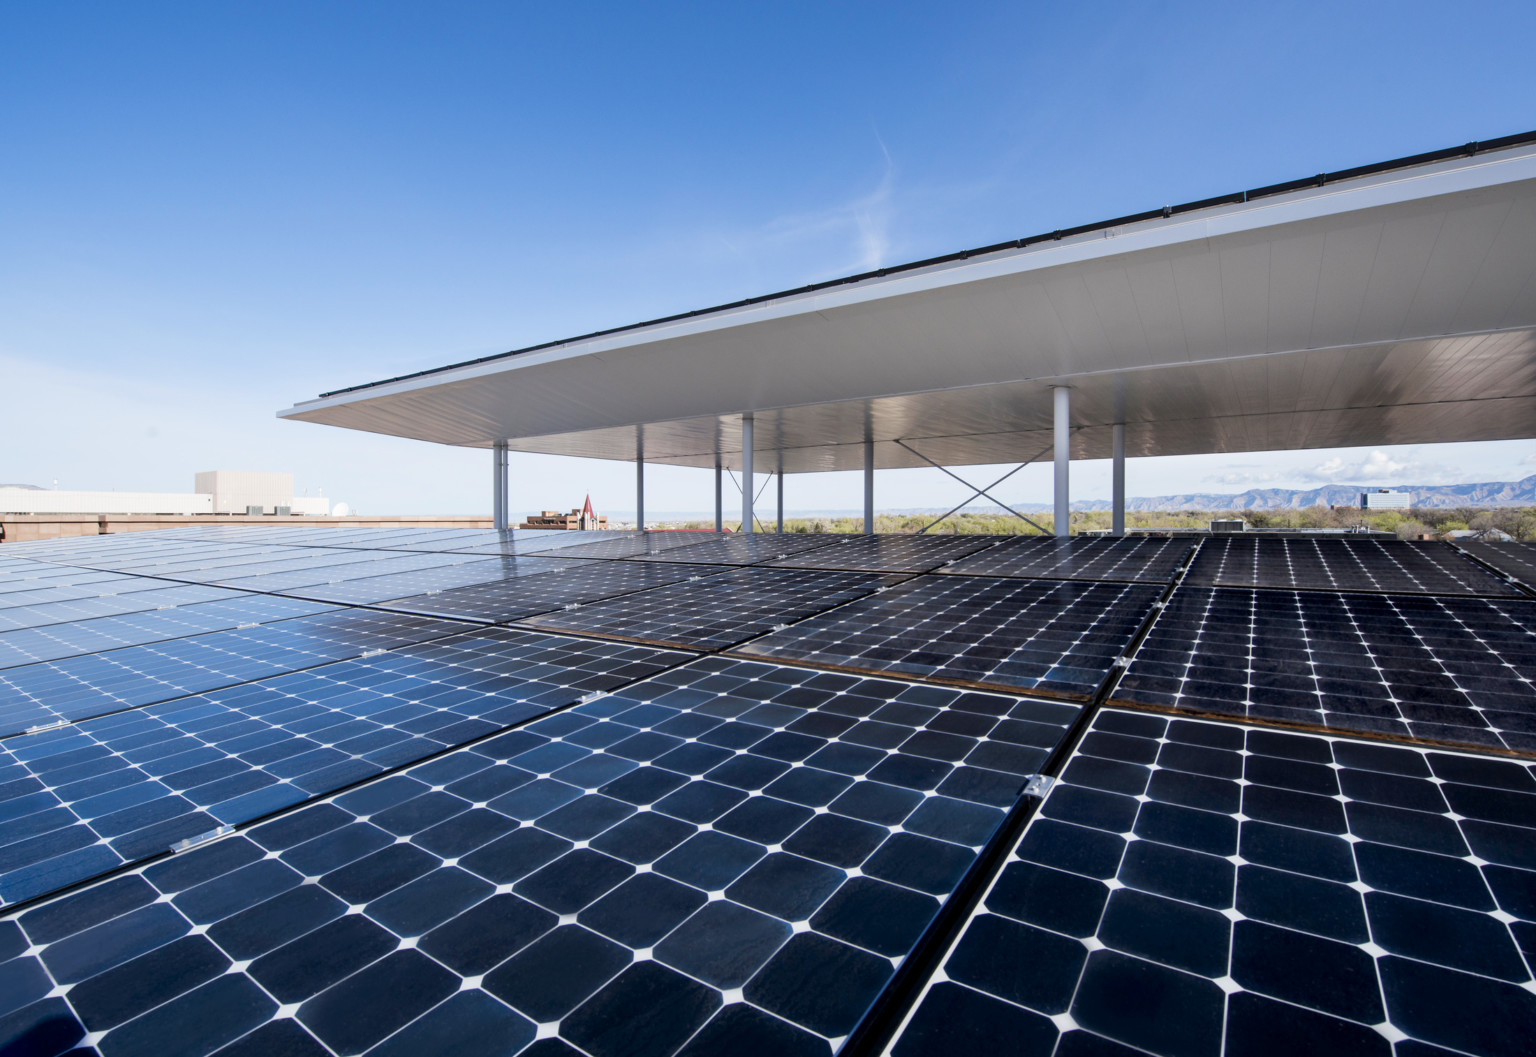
<box><xmin>524</xmin><ymin>530</ymin><xmax>717</xmax><ymax>560</ymax></box>
<box><xmin>1185</xmin><ymin>536</ymin><xmax>1521</xmax><ymax>597</ymax></box>
<box><xmin>445</xmin><ymin>531</ymin><xmax>614</xmax><ymax>556</ymax></box>
<box><xmin>522</xmin><ymin>567</ymin><xmax>909</xmax><ymax>650</ymax></box>
<box><xmin>0</xmin><ymin>657</ymin><xmax>1080</xmax><ymax>1055</ymax></box>
<box><xmin>0</xmin><ymin>629</ymin><xmax>687</xmax><ymax>907</ymax></box>
<box><xmin>0</xmin><ymin>595</ymin><xmax>339</xmax><ymax>670</ymax></box>
<box><xmin>626</xmin><ymin>532</ymin><xmax>847</xmax><ymax>566</ymax></box>
<box><xmin>891</xmin><ymin>708</ymin><xmax>1536</xmax><ymax>1057</ymax></box>
<box><xmin>0</xmin><ymin>609</ymin><xmax>473</xmax><ymax>736</ymax></box>
<box><xmin>207</xmin><ymin>550</ymin><xmax>480</xmax><ymax>592</ymax></box>
<box><xmin>736</xmin><ymin>576</ymin><xmax>1160</xmax><ymax>698</ymax></box>
<box><xmin>939</xmin><ymin>535</ymin><xmax>1194</xmax><ymax>583</ymax></box>
<box><xmin>1112</xmin><ymin>584</ymin><xmax>1536</xmax><ymax>754</ymax></box>
<box><xmin>381</xmin><ymin>561</ymin><xmax>724</xmax><ymax>623</ymax></box>
<box><xmin>0</xmin><ymin>583</ymin><xmax>243</xmax><ymax>630</ymax></box>
<box><xmin>280</xmin><ymin>555</ymin><xmax>585</xmax><ymax>605</ymax></box>
<box><xmin>766</xmin><ymin>533</ymin><xmax>1001</xmax><ymax>573</ymax></box>
<box><xmin>1457</xmin><ymin>540</ymin><xmax>1536</xmax><ymax>591</ymax></box>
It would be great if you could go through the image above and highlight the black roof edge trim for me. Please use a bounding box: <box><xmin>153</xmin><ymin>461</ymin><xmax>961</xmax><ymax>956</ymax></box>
<box><xmin>316</xmin><ymin>128</ymin><xmax>1536</xmax><ymax>401</ymax></box>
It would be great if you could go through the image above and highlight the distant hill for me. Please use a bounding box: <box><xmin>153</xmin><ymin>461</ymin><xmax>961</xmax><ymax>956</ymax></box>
<box><xmin>1067</xmin><ymin>474</ymin><xmax>1536</xmax><ymax>512</ymax></box>
<box><xmin>0</xmin><ymin>484</ymin><xmax>44</xmax><ymax>491</ymax></box>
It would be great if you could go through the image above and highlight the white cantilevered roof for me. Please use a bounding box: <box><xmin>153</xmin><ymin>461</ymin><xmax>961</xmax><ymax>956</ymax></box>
<box><xmin>280</xmin><ymin>134</ymin><xmax>1536</xmax><ymax>472</ymax></box>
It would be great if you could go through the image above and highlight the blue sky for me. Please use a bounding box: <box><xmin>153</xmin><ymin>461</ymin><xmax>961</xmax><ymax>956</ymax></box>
<box><xmin>4</xmin><ymin>2</ymin><xmax>1534</xmax><ymax>516</ymax></box>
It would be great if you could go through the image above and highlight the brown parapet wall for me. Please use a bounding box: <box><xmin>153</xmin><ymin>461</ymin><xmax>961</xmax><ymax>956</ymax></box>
<box><xmin>0</xmin><ymin>514</ymin><xmax>492</xmax><ymax>543</ymax></box>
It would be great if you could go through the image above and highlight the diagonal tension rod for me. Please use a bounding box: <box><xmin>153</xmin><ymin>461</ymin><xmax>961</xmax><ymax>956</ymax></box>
<box><xmin>725</xmin><ymin>470</ymin><xmax>777</xmax><ymax>531</ymax></box>
<box><xmin>896</xmin><ymin>439</ymin><xmax>1055</xmax><ymax>535</ymax></box>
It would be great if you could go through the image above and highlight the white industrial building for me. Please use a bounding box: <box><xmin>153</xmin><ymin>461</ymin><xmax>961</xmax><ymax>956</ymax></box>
<box><xmin>0</xmin><ymin>472</ymin><xmax>331</xmax><ymax>516</ymax></box>
<box><xmin>1361</xmin><ymin>490</ymin><xmax>1413</xmax><ymax>510</ymax></box>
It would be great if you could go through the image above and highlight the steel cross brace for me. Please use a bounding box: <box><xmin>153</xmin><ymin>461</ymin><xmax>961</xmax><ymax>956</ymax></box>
<box><xmin>725</xmin><ymin>469</ymin><xmax>776</xmax><ymax>533</ymax></box>
<box><xmin>895</xmin><ymin>439</ymin><xmax>1054</xmax><ymax>535</ymax></box>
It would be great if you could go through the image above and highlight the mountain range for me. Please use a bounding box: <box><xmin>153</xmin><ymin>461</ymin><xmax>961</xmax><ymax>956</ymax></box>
<box><xmin>1063</xmin><ymin>474</ymin><xmax>1536</xmax><ymax>512</ymax></box>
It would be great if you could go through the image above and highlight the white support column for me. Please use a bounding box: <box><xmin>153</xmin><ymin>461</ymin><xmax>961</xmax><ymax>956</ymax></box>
<box><xmin>492</xmin><ymin>442</ymin><xmax>509</xmax><ymax>531</ymax></box>
<box><xmin>776</xmin><ymin>454</ymin><xmax>784</xmax><ymax>533</ymax></box>
<box><xmin>714</xmin><ymin>460</ymin><xmax>723</xmax><ymax>533</ymax></box>
<box><xmin>863</xmin><ymin>438</ymin><xmax>875</xmax><ymax>533</ymax></box>
<box><xmin>741</xmin><ymin>414</ymin><xmax>754</xmax><ymax>534</ymax></box>
<box><xmin>635</xmin><ymin>442</ymin><xmax>645</xmax><ymax>531</ymax></box>
<box><xmin>1112</xmin><ymin>422</ymin><xmax>1126</xmax><ymax>537</ymax></box>
<box><xmin>1053</xmin><ymin>387</ymin><xmax>1070</xmax><ymax>537</ymax></box>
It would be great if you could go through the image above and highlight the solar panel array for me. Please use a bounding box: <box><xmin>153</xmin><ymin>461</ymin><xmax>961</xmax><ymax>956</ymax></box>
<box><xmin>0</xmin><ymin>526</ymin><xmax>1530</xmax><ymax>1056</ymax></box>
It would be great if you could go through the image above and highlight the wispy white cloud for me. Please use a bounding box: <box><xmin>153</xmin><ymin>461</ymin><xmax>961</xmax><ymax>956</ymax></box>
<box><xmin>1298</xmin><ymin>449</ymin><xmax>1454</xmax><ymax>484</ymax></box>
<box><xmin>754</xmin><ymin>140</ymin><xmax>897</xmax><ymax>275</ymax></box>
<box><xmin>1203</xmin><ymin>469</ymin><xmax>1284</xmax><ymax>486</ymax></box>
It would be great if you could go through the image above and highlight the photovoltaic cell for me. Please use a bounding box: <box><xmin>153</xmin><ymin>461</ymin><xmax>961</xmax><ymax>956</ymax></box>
<box><xmin>736</xmin><ymin>576</ymin><xmax>1160</xmax><ymax>698</ymax></box>
<box><xmin>522</xmin><ymin>567</ymin><xmax>909</xmax><ymax>650</ymax></box>
<box><xmin>0</xmin><ymin>629</ymin><xmax>686</xmax><ymax>907</ymax></box>
<box><xmin>382</xmin><ymin>561</ymin><xmax>723</xmax><ymax>623</ymax></box>
<box><xmin>0</xmin><ymin>609</ymin><xmax>473</xmax><ymax>736</ymax></box>
<box><xmin>939</xmin><ymin>535</ymin><xmax>1194</xmax><ymax>583</ymax></box>
<box><xmin>1112</xmin><ymin>584</ymin><xmax>1536</xmax><ymax>754</ymax></box>
<box><xmin>766</xmin><ymin>534</ymin><xmax>1001</xmax><ymax>573</ymax></box>
<box><xmin>1185</xmin><ymin>537</ymin><xmax>1520</xmax><ymax>597</ymax></box>
<box><xmin>890</xmin><ymin>708</ymin><xmax>1536</xmax><ymax>1057</ymax></box>
<box><xmin>0</xmin><ymin>657</ymin><xmax>1081</xmax><ymax>1056</ymax></box>
<box><xmin>0</xmin><ymin>595</ymin><xmax>338</xmax><ymax>670</ymax></box>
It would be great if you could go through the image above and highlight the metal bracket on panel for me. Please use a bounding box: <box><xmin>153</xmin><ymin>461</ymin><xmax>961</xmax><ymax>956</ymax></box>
<box><xmin>579</xmin><ymin>692</ymin><xmax>607</xmax><ymax>705</ymax></box>
<box><xmin>25</xmin><ymin>719</ymin><xmax>69</xmax><ymax>735</ymax></box>
<box><xmin>563</xmin><ymin>603</ymin><xmax>581</xmax><ymax>611</ymax></box>
<box><xmin>1112</xmin><ymin>656</ymin><xmax>1132</xmax><ymax>668</ymax></box>
<box><xmin>361</xmin><ymin>648</ymin><xmax>387</xmax><ymax>658</ymax></box>
<box><xmin>770</xmin><ymin>624</ymin><xmax>789</xmax><ymax>633</ymax></box>
<box><xmin>237</xmin><ymin>623</ymin><xmax>258</xmax><ymax>630</ymax></box>
<box><xmin>157</xmin><ymin>605</ymin><xmax>174</xmax><ymax>610</ymax></box>
<box><xmin>1023</xmin><ymin>774</ymin><xmax>1056</xmax><ymax>798</ymax></box>
<box><xmin>171</xmin><ymin>825</ymin><xmax>235</xmax><ymax>854</ymax></box>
